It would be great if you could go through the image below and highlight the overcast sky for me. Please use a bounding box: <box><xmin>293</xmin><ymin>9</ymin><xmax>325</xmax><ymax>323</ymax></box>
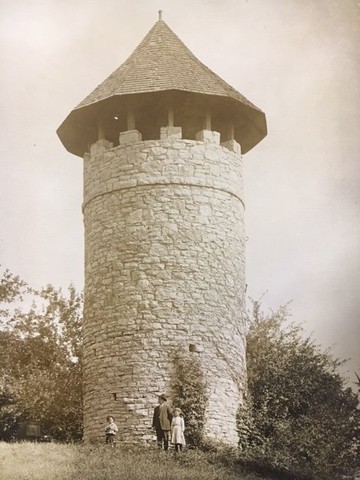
<box><xmin>0</xmin><ymin>0</ymin><xmax>359</xmax><ymax>384</ymax></box>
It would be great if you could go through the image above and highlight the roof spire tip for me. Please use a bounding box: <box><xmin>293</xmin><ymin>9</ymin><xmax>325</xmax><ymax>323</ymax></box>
<box><xmin>158</xmin><ymin>10</ymin><xmax>163</xmax><ymax>21</ymax></box>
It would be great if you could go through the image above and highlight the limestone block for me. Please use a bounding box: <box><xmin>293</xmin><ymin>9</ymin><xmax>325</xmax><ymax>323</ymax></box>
<box><xmin>221</xmin><ymin>139</ymin><xmax>241</xmax><ymax>156</ymax></box>
<box><xmin>119</xmin><ymin>130</ymin><xmax>142</xmax><ymax>145</ymax></box>
<box><xmin>171</xmin><ymin>142</ymin><xmax>185</xmax><ymax>150</ymax></box>
<box><xmin>160</xmin><ymin>126</ymin><xmax>182</xmax><ymax>140</ymax></box>
<box><xmin>195</xmin><ymin>129</ymin><xmax>220</xmax><ymax>144</ymax></box>
<box><xmin>90</xmin><ymin>139</ymin><xmax>113</xmax><ymax>157</ymax></box>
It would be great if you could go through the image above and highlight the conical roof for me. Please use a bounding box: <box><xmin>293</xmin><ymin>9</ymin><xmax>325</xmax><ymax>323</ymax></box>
<box><xmin>77</xmin><ymin>19</ymin><xmax>260</xmax><ymax>110</ymax></box>
<box><xmin>57</xmin><ymin>19</ymin><xmax>267</xmax><ymax>156</ymax></box>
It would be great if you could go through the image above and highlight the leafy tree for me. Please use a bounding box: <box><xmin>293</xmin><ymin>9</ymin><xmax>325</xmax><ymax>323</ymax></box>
<box><xmin>238</xmin><ymin>300</ymin><xmax>360</xmax><ymax>480</ymax></box>
<box><xmin>0</xmin><ymin>268</ymin><xmax>83</xmax><ymax>441</ymax></box>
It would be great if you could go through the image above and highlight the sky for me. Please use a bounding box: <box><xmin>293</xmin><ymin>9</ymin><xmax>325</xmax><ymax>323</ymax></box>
<box><xmin>0</xmin><ymin>0</ymin><xmax>359</xmax><ymax>384</ymax></box>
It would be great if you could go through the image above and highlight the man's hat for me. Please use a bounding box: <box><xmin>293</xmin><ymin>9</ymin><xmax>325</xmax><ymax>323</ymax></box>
<box><xmin>159</xmin><ymin>394</ymin><xmax>167</xmax><ymax>401</ymax></box>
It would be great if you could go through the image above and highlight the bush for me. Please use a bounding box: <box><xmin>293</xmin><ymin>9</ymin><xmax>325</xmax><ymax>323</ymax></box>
<box><xmin>238</xmin><ymin>301</ymin><xmax>360</xmax><ymax>480</ymax></box>
<box><xmin>172</xmin><ymin>348</ymin><xmax>208</xmax><ymax>446</ymax></box>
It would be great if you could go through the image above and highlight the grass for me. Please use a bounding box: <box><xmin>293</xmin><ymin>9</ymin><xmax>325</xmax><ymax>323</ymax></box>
<box><xmin>0</xmin><ymin>442</ymin><xmax>269</xmax><ymax>480</ymax></box>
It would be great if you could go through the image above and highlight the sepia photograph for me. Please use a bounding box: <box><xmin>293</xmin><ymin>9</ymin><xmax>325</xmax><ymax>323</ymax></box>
<box><xmin>0</xmin><ymin>1</ymin><xmax>359</xmax><ymax>479</ymax></box>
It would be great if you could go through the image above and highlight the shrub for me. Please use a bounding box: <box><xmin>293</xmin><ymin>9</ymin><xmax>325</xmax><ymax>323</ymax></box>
<box><xmin>238</xmin><ymin>300</ymin><xmax>360</xmax><ymax>480</ymax></box>
<box><xmin>172</xmin><ymin>348</ymin><xmax>208</xmax><ymax>446</ymax></box>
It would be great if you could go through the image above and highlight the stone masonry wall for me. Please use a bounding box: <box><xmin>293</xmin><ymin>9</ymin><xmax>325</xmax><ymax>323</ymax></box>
<box><xmin>82</xmin><ymin>136</ymin><xmax>246</xmax><ymax>445</ymax></box>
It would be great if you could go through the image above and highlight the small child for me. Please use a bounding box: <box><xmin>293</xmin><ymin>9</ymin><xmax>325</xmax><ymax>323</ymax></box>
<box><xmin>171</xmin><ymin>408</ymin><xmax>185</xmax><ymax>454</ymax></box>
<box><xmin>105</xmin><ymin>415</ymin><xmax>118</xmax><ymax>445</ymax></box>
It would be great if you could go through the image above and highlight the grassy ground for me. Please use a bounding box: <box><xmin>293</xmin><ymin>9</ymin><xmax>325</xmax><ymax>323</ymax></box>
<box><xmin>0</xmin><ymin>442</ymin><xmax>269</xmax><ymax>480</ymax></box>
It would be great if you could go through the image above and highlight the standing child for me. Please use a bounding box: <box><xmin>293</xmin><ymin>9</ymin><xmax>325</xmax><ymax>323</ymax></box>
<box><xmin>105</xmin><ymin>415</ymin><xmax>118</xmax><ymax>445</ymax></box>
<box><xmin>171</xmin><ymin>408</ymin><xmax>185</xmax><ymax>454</ymax></box>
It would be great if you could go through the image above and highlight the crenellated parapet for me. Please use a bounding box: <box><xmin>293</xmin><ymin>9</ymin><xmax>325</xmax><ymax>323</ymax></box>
<box><xmin>83</xmin><ymin>133</ymin><xmax>243</xmax><ymax>212</ymax></box>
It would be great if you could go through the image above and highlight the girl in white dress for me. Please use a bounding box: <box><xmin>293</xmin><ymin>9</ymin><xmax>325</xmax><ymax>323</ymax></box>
<box><xmin>171</xmin><ymin>408</ymin><xmax>185</xmax><ymax>454</ymax></box>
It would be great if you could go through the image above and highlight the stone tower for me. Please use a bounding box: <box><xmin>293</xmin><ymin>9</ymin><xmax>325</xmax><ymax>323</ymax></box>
<box><xmin>57</xmin><ymin>16</ymin><xmax>266</xmax><ymax>445</ymax></box>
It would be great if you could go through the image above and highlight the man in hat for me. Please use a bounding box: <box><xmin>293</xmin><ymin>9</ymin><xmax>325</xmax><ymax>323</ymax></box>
<box><xmin>152</xmin><ymin>394</ymin><xmax>172</xmax><ymax>450</ymax></box>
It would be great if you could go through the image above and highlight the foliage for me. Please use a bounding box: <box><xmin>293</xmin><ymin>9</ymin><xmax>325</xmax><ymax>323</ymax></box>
<box><xmin>2</xmin><ymin>265</ymin><xmax>359</xmax><ymax>480</ymax></box>
<box><xmin>0</xmin><ymin>268</ymin><xmax>83</xmax><ymax>441</ymax></box>
<box><xmin>238</xmin><ymin>300</ymin><xmax>360</xmax><ymax>480</ymax></box>
<box><xmin>172</xmin><ymin>348</ymin><xmax>209</xmax><ymax>447</ymax></box>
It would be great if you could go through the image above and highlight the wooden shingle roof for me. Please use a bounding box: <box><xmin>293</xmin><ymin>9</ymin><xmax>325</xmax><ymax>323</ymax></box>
<box><xmin>77</xmin><ymin>19</ymin><xmax>260</xmax><ymax>111</ymax></box>
<box><xmin>57</xmin><ymin>19</ymin><xmax>267</xmax><ymax>157</ymax></box>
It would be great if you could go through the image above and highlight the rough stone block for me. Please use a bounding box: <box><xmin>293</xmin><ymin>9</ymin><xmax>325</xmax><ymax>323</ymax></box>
<box><xmin>90</xmin><ymin>139</ymin><xmax>113</xmax><ymax>157</ymax></box>
<box><xmin>221</xmin><ymin>139</ymin><xmax>241</xmax><ymax>156</ymax></box>
<box><xmin>119</xmin><ymin>130</ymin><xmax>142</xmax><ymax>145</ymax></box>
<box><xmin>160</xmin><ymin>126</ymin><xmax>182</xmax><ymax>140</ymax></box>
<box><xmin>195</xmin><ymin>129</ymin><xmax>220</xmax><ymax>144</ymax></box>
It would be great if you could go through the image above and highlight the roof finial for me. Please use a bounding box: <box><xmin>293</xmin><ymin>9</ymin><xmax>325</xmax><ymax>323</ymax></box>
<box><xmin>158</xmin><ymin>10</ymin><xmax>163</xmax><ymax>21</ymax></box>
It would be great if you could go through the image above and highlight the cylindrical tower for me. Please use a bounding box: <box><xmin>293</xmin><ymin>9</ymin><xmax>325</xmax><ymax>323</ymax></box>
<box><xmin>57</xmin><ymin>17</ymin><xmax>267</xmax><ymax>445</ymax></box>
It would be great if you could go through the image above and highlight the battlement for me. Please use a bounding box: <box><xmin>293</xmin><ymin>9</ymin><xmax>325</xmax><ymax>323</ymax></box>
<box><xmin>84</xmin><ymin>135</ymin><xmax>243</xmax><ymax>213</ymax></box>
